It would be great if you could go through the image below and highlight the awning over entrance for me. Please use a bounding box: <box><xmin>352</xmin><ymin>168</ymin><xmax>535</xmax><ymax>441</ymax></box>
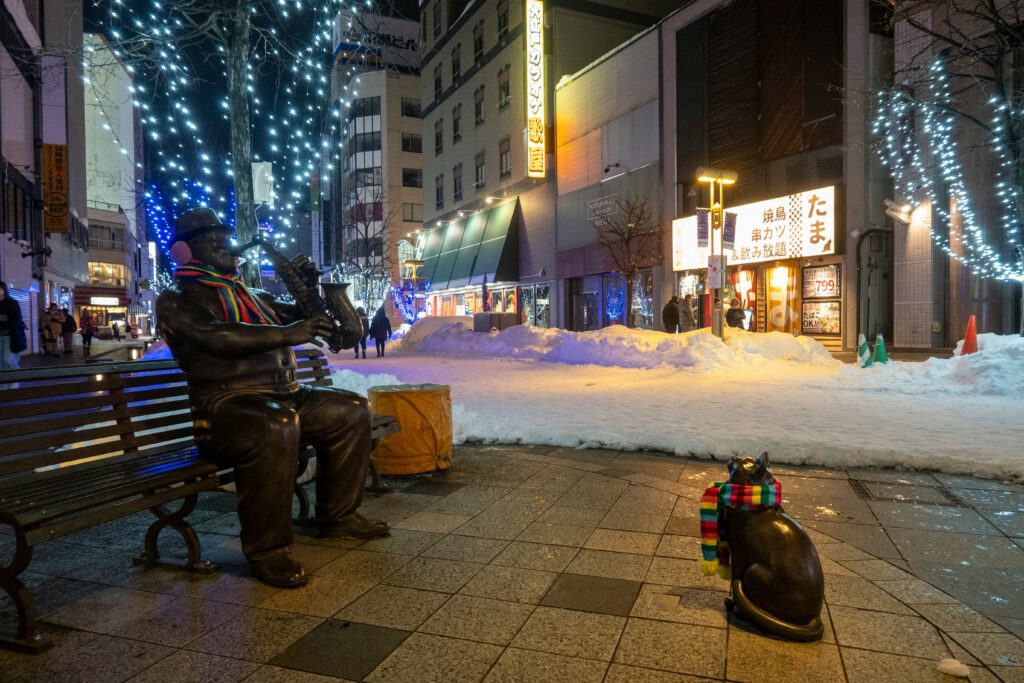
<box><xmin>418</xmin><ymin>198</ymin><xmax>521</xmax><ymax>290</ymax></box>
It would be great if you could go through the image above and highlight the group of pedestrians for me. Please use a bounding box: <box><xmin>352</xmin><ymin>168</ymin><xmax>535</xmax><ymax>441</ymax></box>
<box><xmin>353</xmin><ymin>306</ymin><xmax>393</xmax><ymax>359</ymax></box>
<box><xmin>662</xmin><ymin>294</ymin><xmax>698</xmax><ymax>334</ymax></box>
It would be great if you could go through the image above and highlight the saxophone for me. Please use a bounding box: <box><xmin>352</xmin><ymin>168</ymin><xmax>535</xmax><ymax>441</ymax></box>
<box><xmin>230</xmin><ymin>238</ymin><xmax>363</xmax><ymax>353</ymax></box>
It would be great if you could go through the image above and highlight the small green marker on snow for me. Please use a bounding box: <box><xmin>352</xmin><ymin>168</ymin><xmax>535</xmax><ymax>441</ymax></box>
<box><xmin>857</xmin><ymin>334</ymin><xmax>873</xmax><ymax>368</ymax></box>
<box><xmin>871</xmin><ymin>333</ymin><xmax>889</xmax><ymax>364</ymax></box>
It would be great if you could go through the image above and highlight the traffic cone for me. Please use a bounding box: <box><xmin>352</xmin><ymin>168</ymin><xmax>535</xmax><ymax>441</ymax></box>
<box><xmin>871</xmin><ymin>333</ymin><xmax>889</xmax><ymax>364</ymax></box>
<box><xmin>961</xmin><ymin>315</ymin><xmax>978</xmax><ymax>356</ymax></box>
<box><xmin>857</xmin><ymin>334</ymin><xmax>873</xmax><ymax>368</ymax></box>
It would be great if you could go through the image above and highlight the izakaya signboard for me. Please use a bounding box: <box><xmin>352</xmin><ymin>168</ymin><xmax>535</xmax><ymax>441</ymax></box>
<box><xmin>525</xmin><ymin>0</ymin><xmax>545</xmax><ymax>178</ymax></box>
<box><xmin>42</xmin><ymin>144</ymin><xmax>69</xmax><ymax>233</ymax></box>
<box><xmin>672</xmin><ymin>186</ymin><xmax>836</xmax><ymax>271</ymax></box>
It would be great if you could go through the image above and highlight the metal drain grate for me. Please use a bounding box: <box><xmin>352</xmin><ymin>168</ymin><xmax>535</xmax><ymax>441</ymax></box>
<box><xmin>848</xmin><ymin>479</ymin><xmax>874</xmax><ymax>500</ymax></box>
<box><xmin>938</xmin><ymin>487</ymin><xmax>972</xmax><ymax>508</ymax></box>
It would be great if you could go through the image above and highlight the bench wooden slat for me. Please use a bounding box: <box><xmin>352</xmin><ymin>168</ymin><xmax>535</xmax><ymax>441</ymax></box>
<box><xmin>0</xmin><ymin>371</ymin><xmax>186</xmax><ymax>404</ymax></box>
<box><xmin>0</xmin><ymin>410</ymin><xmax>196</xmax><ymax>459</ymax></box>
<box><xmin>0</xmin><ymin>429</ymin><xmax>196</xmax><ymax>476</ymax></box>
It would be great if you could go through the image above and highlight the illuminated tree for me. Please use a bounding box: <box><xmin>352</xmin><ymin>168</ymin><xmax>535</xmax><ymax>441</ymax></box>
<box><xmin>591</xmin><ymin>194</ymin><xmax>663</xmax><ymax>328</ymax></box>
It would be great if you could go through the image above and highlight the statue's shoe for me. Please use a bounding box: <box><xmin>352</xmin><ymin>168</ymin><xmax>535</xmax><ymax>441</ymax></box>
<box><xmin>319</xmin><ymin>512</ymin><xmax>390</xmax><ymax>539</ymax></box>
<box><xmin>250</xmin><ymin>553</ymin><xmax>308</xmax><ymax>588</ymax></box>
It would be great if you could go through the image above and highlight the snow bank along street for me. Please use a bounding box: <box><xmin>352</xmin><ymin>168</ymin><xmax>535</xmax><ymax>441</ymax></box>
<box><xmin>327</xmin><ymin>319</ymin><xmax>1024</xmax><ymax>482</ymax></box>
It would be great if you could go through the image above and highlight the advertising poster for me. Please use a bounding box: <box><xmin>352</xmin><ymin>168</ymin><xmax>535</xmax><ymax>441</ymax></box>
<box><xmin>803</xmin><ymin>264</ymin><xmax>841</xmax><ymax>299</ymax></box>
<box><xmin>802</xmin><ymin>300</ymin><xmax>841</xmax><ymax>335</ymax></box>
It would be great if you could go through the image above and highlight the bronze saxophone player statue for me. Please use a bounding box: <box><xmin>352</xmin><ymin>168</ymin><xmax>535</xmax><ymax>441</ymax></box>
<box><xmin>156</xmin><ymin>208</ymin><xmax>389</xmax><ymax>588</ymax></box>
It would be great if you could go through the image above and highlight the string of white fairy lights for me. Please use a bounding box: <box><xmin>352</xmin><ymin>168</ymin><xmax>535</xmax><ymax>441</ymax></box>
<box><xmin>874</xmin><ymin>57</ymin><xmax>1024</xmax><ymax>281</ymax></box>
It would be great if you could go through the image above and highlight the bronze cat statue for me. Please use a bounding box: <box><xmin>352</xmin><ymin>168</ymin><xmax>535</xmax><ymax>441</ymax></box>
<box><xmin>720</xmin><ymin>453</ymin><xmax>825</xmax><ymax>641</ymax></box>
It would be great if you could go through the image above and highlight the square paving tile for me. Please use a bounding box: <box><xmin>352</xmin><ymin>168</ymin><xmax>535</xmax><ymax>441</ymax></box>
<box><xmin>948</xmin><ymin>488</ymin><xmax>1024</xmax><ymax>512</ymax></box>
<box><xmin>535</xmin><ymin>506</ymin><xmax>606</xmax><ymax>528</ymax></box>
<box><xmin>259</xmin><ymin>573</ymin><xmax>376</xmax><ymax>617</ymax></box>
<box><xmin>491</xmin><ymin>541</ymin><xmax>578</xmax><ymax>572</ymax></box>
<box><xmin>128</xmin><ymin>649</ymin><xmax>260</xmax><ymax>683</ymax></box>
<box><xmin>840</xmin><ymin>559</ymin><xmax>914</xmax><ymax>581</ymax></box>
<box><xmin>394</xmin><ymin>511</ymin><xmax>473</xmax><ymax>534</ymax></box>
<box><xmin>517</xmin><ymin>521</ymin><xmax>594</xmax><ymax>547</ymax></box>
<box><xmin>888</xmin><ymin>528</ymin><xmax>1024</xmax><ymax>568</ymax></box>
<box><xmin>630</xmin><ymin>584</ymin><xmax>727</xmax><ymax>628</ymax></box>
<box><xmin>365</xmin><ymin>632</ymin><xmax>503</xmax><ymax>682</ymax></box>
<box><xmin>869</xmin><ymin>500</ymin><xmax>1002</xmax><ymax>535</ymax></box>
<box><xmin>358</xmin><ymin>529</ymin><xmax>447</xmax><ymax>556</ymax></box>
<box><xmin>784</xmin><ymin>494</ymin><xmax>878</xmax><ymax>525</ymax></box>
<box><xmin>452</xmin><ymin>515</ymin><xmax>533</xmax><ymax>541</ymax></box>
<box><xmin>947</xmin><ymin>632</ymin><xmax>1024</xmax><ymax>666</ymax></box>
<box><xmin>335</xmin><ymin>585</ymin><xmax>450</xmax><ymax>631</ymax></box>
<box><xmin>459</xmin><ymin>564</ymin><xmax>558</xmax><ymax>603</ymax></box>
<box><xmin>418</xmin><ymin>594</ymin><xmax>534</xmax><ymax>645</ymax></box>
<box><xmin>911</xmin><ymin>562</ymin><xmax>1024</xmax><ymax>619</ymax></box>
<box><xmin>313</xmin><ymin>550</ymin><xmax>410</xmax><ymax>582</ymax></box>
<box><xmin>584</xmin><ymin>529</ymin><xmax>661</xmax><ymax>555</ymax></box>
<box><xmin>873</xmin><ymin>578</ymin><xmax>959</xmax><ymax>605</ymax></box>
<box><xmin>540</xmin><ymin>573</ymin><xmax>642</xmax><ymax>617</ymax></box>
<box><xmin>565</xmin><ymin>549</ymin><xmax>652</xmax><ymax>581</ymax></box>
<box><xmin>484</xmin><ymin>647</ymin><xmax>608</xmax><ymax>682</ymax></box>
<box><xmin>511</xmin><ymin>605</ymin><xmax>625</xmax><ymax>660</ymax></box>
<box><xmin>829</xmin><ymin>605</ymin><xmax>949</xmax><ymax>659</ymax></box>
<box><xmin>655</xmin><ymin>535</ymin><xmax>700</xmax><ymax>560</ymax></box>
<box><xmin>112</xmin><ymin>596</ymin><xmax>247</xmax><ymax>647</ymax></box>
<box><xmin>187</xmin><ymin>608</ymin><xmax>323</xmax><ymax>663</ymax></box>
<box><xmin>599</xmin><ymin>510</ymin><xmax>669</xmax><ymax>533</ymax></box>
<box><xmin>824</xmin><ymin>574</ymin><xmax>916</xmax><ymax>614</ymax></box>
<box><xmin>383</xmin><ymin>556</ymin><xmax>485</xmax><ymax>593</ymax></box>
<box><xmin>912</xmin><ymin>603</ymin><xmax>1005</xmax><ymax>633</ymax></box>
<box><xmin>243</xmin><ymin>664</ymin><xmax>358</xmax><ymax>682</ymax></box>
<box><xmin>646</xmin><ymin>557</ymin><xmax>728</xmax><ymax>592</ymax></box>
<box><xmin>609</xmin><ymin>486</ymin><xmax>678</xmax><ymax>517</ymax></box>
<box><xmin>4</xmin><ymin>632</ymin><xmax>175</xmax><ymax>683</ymax></box>
<box><xmin>840</xmin><ymin>647</ymin><xmax>966</xmax><ymax>683</ymax></box>
<box><xmin>46</xmin><ymin>586</ymin><xmax>177</xmax><ymax>634</ymax></box>
<box><xmin>603</xmin><ymin>663</ymin><xmax>713</xmax><ymax>682</ymax></box>
<box><xmin>613</xmin><ymin>617</ymin><xmax>726</xmax><ymax>678</ymax></box>
<box><xmin>402</xmin><ymin>480</ymin><xmax>467</xmax><ymax>496</ymax></box>
<box><xmin>421</xmin><ymin>535</ymin><xmax>510</xmax><ymax>563</ymax></box>
<box><xmin>801</xmin><ymin>520</ymin><xmax>901</xmax><ymax>559</ymax></box>
<box><xmin>726</xmin><ymin>628</ymin><xmax>844</xmax><ymax>683</ymax></box>
<box><xmin>269</xmin><ymin>619</ymin><xmax>410</xmax><ymax>680</ymax></box>
<box><xmin>980</xmin><ymin>510</ymin><xmax>1024</xmax><ymax>538</ymax></box>
<box><xmin>663</xmin><ymin>516</ymin><xmax>699</xmax><ymax>537</ymax></box>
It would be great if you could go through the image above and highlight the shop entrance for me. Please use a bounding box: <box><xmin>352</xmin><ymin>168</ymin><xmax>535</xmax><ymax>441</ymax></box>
<box><xmin>569</xmin><ymin>275</ymin><xmax>602</xmax><ymax>331</ymax></box>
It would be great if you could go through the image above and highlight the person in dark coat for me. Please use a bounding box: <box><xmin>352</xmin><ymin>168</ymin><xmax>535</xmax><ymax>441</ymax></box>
<box><xmin>368</xmin><ymin>307</ymin><xmax>392</xmax><ymax>357</ymax></box>
<box><xmin>61</xmin><ymin>308</ymin><xmax>77</xmax><ymax>354</ymax></box>
<box><xmin>111</xmin><ymin>321</ymin><xmax>122</xmax><ymax>341</ymax></box>
<box><xmin>354</xmin><ymin>307</ymin><xmax>369</xmax><ymax>359</ymax></box>
<box><xmin>0</xmin><ymin>281</ymin><xmax>27</xmax><ymax>369</ymax></box>
<box><xmin>662</xmin><ymin>295</ymin><xmax>680</xmax><ymax>333</ymax></box>
<box><xmin>726</xmin><ymin>297</ymin><xmax>746</xmax><ymax>329</ymax></box>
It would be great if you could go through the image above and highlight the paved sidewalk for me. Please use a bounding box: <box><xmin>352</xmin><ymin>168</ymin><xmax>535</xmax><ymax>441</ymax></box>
<box><xmin>2</xmin><ymin>445</ymin><xmax>1023</xmax><ymax>682</ymax></box>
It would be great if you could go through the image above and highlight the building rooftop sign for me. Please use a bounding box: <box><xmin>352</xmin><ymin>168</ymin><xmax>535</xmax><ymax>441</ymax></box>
<box><xmin>672</xmin><ymin>185</ymin><xmax>836</xmax><ymax>271</ymax></box>
<box><xmin>526</xmin><ymin>0</ymin><xmax>546</xmax><ymax>178</ymax></box>
<box><xmin>333</xmin><ymin>10</ymin><xmax>420</xmax><ymax>69</ymax></box>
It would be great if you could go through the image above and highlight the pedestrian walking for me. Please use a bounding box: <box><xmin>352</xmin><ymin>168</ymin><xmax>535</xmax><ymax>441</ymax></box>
<box><xmin>662</xmin><ymin>295</ymin><xmax>680</xmax><ymax>333</ymax></box>
<box><xmin>112</xmin><ymin>321</ymin><xmax>122</xmax><ymax>341</ymax></box>
<box><xmin>354</xmin><ymin>307</ymin><xmax>369</xmax><ymax>359</ymax></box>
<box><xmin>0</xmin><ymin>282</ymin><xmax>27</xmax><ymax>369</ymax></box>
<box><xmin>679</xmin><ymin>294</ymin><xmax>697</xmax><ymax>333</ymax></box>
<box><xmin>369</xmin><ymin>307</ymin><xmax>392</xmax><ymax>357</ymax></box>
<box><xmin>80</xmin><ymin>310</ymin><xmax>97</xmax><ymax>354</ymax></box>
<box><xmin>43</xmin><ymin>304</ymin><xmax>65</xmax><ymax>357</ymax></box>
<box><xmin>61</xmin><ymin>307</ymin><xmax>76</xmax><ymax>354</ymax></box>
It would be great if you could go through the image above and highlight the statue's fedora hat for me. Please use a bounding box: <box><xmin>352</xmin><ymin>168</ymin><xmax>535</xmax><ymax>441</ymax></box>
<box><xmin>174</xmin><ymin>208</ymin><xmax>233</xmax><ymax>243</ymax></box>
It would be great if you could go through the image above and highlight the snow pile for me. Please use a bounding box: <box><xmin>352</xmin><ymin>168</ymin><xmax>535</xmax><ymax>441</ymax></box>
<box><xmin>395</xmin><ymin>319</ymin><xmax>837</xmax><ymax>371</ymax></box>
<box><xmin>141</xmin><ymin>340</ymin><xmax>173</xmax><ymax>360</ymax></box>
<box><xmin>834</xmin><ymin>333</ymin><xmax>1024</xmax><ymax>397</ymax></box>
<box><xmin>331</xmin><ymin>368</ymin><xmax>403</xmax><ymax>396</ymax></box>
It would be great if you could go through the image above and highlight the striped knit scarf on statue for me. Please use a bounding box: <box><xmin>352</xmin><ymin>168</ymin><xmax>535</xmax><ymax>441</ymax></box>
<box><xmin>699</xmin><ymin>480</ymin><xmax>782</xmax><ymax>579</ymax></box>
<box><xmin>174</xmin><ymin>261</ymin><xmax>281</xmax><ymax>325</ymax></box>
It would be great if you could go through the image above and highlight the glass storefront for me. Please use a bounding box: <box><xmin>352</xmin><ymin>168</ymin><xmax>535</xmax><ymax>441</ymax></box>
<box><xmin>426</xmin><ymin>282</ymin><xmax>551</xmax><ymax>328</ymax></box>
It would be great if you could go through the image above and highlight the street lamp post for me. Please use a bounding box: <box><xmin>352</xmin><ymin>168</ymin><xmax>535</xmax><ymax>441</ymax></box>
<box><xmin>696</xmin><ymin>167</ymin><xmax>737</xmax><ymax>339</ymax></box>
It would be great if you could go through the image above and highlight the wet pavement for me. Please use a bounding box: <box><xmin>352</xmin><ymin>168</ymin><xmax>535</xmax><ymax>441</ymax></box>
<box><xmin>2</xmin><ymin>445</ymin><xmax>1022</xmax><ymax>682</ymax></box>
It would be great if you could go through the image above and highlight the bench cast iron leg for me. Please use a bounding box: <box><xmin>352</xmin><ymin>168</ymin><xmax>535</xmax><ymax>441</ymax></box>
<box><xmin>365</xmin><ymin>446</ymin><xmax>389</xmax><ymax>494</ymax></box>
<box><xmin>0</xmin><ymin>529</ymin><xmax>51</xmax><ymax>654</ymax></box>
<box><xmin>133</xmin><ymin>492</ymin><xmax>217</xmax><ymax>574</ymax></box>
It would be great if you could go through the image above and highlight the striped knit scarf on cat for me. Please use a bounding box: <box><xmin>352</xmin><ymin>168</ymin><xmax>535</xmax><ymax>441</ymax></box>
<box><xmin>699</xmin><ymin>481</ymin><xmax>782</xmax><ymax>579</ymax></box>
<box><xmin>174</xmin><ymin>261</ymin><xmax>281</xmax><ymax>325</ymax></box>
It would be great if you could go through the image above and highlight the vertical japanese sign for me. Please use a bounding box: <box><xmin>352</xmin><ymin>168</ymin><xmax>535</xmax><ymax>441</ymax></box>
<box><xmin>525</xmin><ymin>0</ymin><xmax>545</xmax><ymax>178</ymax></box>
<box><xmin>42</xmin><ymin>143</ymin><xmax>69</xmax><ymax>233</ymax></box>
<box><xmin>696</xmin><ymin>208</ymin><xmax>709</xmax><ymax>248</ymax></box>
<box><xmin>723</xmin><ymin>211</ymin><xmax>737</xmax><ymax>250</ymax></box>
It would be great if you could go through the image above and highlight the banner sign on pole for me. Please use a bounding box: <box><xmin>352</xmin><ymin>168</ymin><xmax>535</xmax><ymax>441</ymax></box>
<box><xmin>696</xmin><ymin>208</ymin><xmax>709</xmax><ymax>248</ymax></box>
<box><xmin>723</xmin><ymin>211</ymin><xmax>737</xmax><ymax>250</ymax></box>
<box><xmin>42</xmin><ymin>144</ymin><xmax>69</xmax><ymax>233</ymax></box>
<box><xmin>707</xmin><ymin>255</ymin><xmax>724</xmax><ymax>289</ymax></box>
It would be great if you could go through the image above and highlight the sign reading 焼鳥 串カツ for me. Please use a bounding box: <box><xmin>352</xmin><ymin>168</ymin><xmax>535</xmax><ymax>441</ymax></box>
<box><xmin>671</xmin><ymin>186</ymin><xmax>837</xmax><ymax>271</ymax></box>
<box><xmin>525</xmin><ymin>0</ymin><xmax>545</xmax><ymax>178</ymax></box>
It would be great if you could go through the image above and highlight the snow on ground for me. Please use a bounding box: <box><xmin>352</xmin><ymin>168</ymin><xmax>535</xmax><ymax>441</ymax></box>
<box><xmin>328</xmin><ymin>321</ymin><xmax>1024</xmax><ymax>482</ymax></box>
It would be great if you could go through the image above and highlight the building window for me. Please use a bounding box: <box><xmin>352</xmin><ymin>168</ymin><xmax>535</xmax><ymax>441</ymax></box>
<box><xmin>434</xmin><ymin>63</ymin><xmax>443</xmax><ymax>98</ymax></box>
<box><xmin>401</xmin><ymin>98</ymin><xmax>422</xmax><ymax>118</ymax></box>
<box><xmin>351</xmin><ymin>97</ymin><xmax>381</xmax><ymax>117</ymax></box>
<box><xmin>353</xmin><ymin>167</ymin><xmax>383</xmax><ymax>187</ymax></box>
<box><xmin>435</xmin><ymin>174</ymin><xmax>444</xmax><ymax>210</ymax></box>
<box><xmin>433</xmin><ymin>2</ymin><xmax>441</xmax><ymax>38</ymax></box>
<box><xmin>435</xmin><ymin>119</ymin><xmax>444</xmax><ymax>154</ymax></box>
<box><xmin>497</xmin><ymin>0</ymin><xmax>509</xmax><ymax>38</ymax></box>
<box><xmin>401</xmin><ymin>132</ymin><xmax>422</xmax><ymax>153</ymax></box>
<box><xmin>402</xmin><ymin>203</ymin><xmax>424</xmax><ymax>222</ymax></box>
<box><xmin>451</xmin><ymin>44</ymin><xmax>461</xmax><ymax>81</ymax></box>
<box><xmin>402</xmin><ymin>168</ymin><xmax>423</xmax><ymax>187</ymax></box>
<box><xmin>474</xmin><ymin>86</ymin><xmax>485</xmax><ymax>125</ymax></box>
<box><xmin>453</xmin><ymin>163</ymin><xmax>463</xmax><ymax>201</ymax></box>
<box><xmin>88</xmin><ymin>262</ymin><xmax>127</xmax><ymax>287</ymax></box>
<box><xmin>499</xmin><ymin>138</ymin><xmax>511</xmax><ymax>178</ymax></box>
<box><xmin>475</xmin><ymin>152</ymin><xmax>486</xmax><ymax>189</ymax></box>
<box><xmin>452</xmin><ymin>104</ymin><xmax>462</xmax><ymax>143</ymax></box>
<box><xmin>498</xmin><ymin>66</ymin><xmax>510</xmax><ymax>108</ymax></box>
<box><xmin>473</xmin><ymin>21</ymin><xmax>484</xmax><ymax>63</ymax></box>
<box><xmin>352</xmin><ymin>131</ymin><xmax>381</xmax><ymax>153</ymax></box>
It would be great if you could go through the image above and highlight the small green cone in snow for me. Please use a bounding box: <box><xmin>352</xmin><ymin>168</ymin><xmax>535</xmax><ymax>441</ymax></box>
<box><xmin>857</xmin><ymin>334</ymin><xmax>873</xmax><ymax>368</ymax></box>
<box><xmin>872</xmin><ymin>333</ymin><xmax>889</xmax><ymax>364</ymax></box>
